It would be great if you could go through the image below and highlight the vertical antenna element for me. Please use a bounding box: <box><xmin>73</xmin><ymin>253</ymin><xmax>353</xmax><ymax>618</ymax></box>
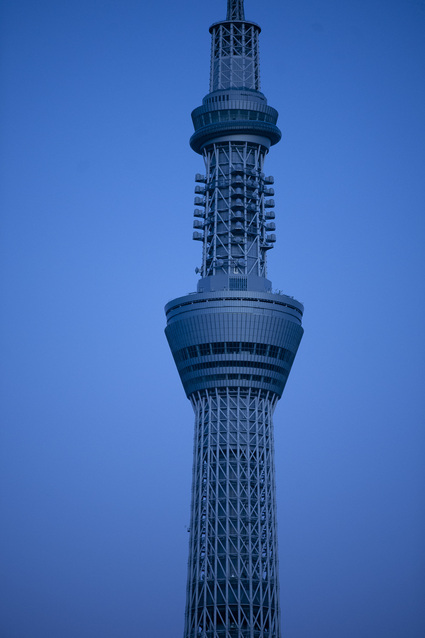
<box><xmin>227</xmin><ymin>0</ymin><xmax>245</xmax><ymax>21</ymax></box>
<box><xmin>209</xmin><ymin>15</ymin><xmax>261</xmax><ymax>92</ymax></box>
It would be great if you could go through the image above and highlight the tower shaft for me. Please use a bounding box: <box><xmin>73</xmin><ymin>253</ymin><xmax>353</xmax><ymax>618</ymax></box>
<box><xmin>227</xmin><ymin>0</ymin><xmax>245</xmax><ymax>22</ymax></box>
<box><xmin>186</xmin><ymin>389</ymin><xmax>280</xmax><ymax>636</ymax></box>
<box><xmin>194</xmin><ymin>142</ymin><xmax>273</xmax><ymax>284</ymax></box>
<box><xmin>209</xmin><ymin>18</ymin><xmax>260</xmax><ymax>92</ymax></box>
<box><xmin>165</xmin><ymin>2</ymin><xmax>304</xmax><ymax>637</ymax></box>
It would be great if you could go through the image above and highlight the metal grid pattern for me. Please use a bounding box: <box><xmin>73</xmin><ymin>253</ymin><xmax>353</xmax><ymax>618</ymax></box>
<box><xmin>184</xmin><ymin>388</ymin><xmax>281</xmax><ymax>638</ymax></box>
<box><xmin>194</xmin><ymin>142</ymin><xmax>276</xmax><ymax>279</ymax></box>
<box><xmin>227</xmin><ymin>0</ymin><xmax>245</xmax><ymax>21</ymax></box>
<box><xmin>210</xmin><ymin>22</ymin><xmax>260</xmax><ymax>92</ymax></box>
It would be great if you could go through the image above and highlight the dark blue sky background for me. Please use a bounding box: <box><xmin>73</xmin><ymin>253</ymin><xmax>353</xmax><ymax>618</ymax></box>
<box><xmin>1</xmin><ymin>0</ymin><xmax>424</xmax><ymax>636</ymax></box>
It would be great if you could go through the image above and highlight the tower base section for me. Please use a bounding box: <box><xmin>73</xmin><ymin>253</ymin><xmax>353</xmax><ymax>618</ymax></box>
<box><xmin>185</xmin><ymin>387</ymin><xmax>281</xmax><ymax>638</ymax></box>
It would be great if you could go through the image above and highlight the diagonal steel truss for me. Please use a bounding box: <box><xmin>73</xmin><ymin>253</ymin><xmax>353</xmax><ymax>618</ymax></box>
<box><xmin>210</xmin><ymin>21</ymin><xmax>260</xmax><ymax>92</ymax></box>
<box><xmin>227</xmin><ymin>0</ymin><xmax>245</xmax><ymax>22</ymax></box>
<box><xmin>195</xmin><ymin>142</ymin><xmax>275</xmax><ymax>279</ymax></box>
<box><xmin>184</xmin><ymin>388</ymin><xmax>281</xmax><ymax>638</ymax></box>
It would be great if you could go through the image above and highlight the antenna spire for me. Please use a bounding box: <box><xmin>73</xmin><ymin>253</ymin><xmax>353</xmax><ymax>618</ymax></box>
<box><xmin>227</xmin><ymin>0</ymin><xmax>245</xmax><ymax>21</ymax></box>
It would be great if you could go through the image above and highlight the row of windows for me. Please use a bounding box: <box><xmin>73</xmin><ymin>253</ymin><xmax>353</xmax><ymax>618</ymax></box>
<box><xmin>194</xmin><ymin>110</ymin><xmax>275</xmax><ymax>130</ymax></box>
<box><xmin>205</xmin><ymin>94</ymin><xmax>259</xmax><ymax>105</ymax></box>
<box><xmin>166</xmin><ymin>297</ymin><xmax>303</xmax><ymax>318</ymax></box>
<box><xmin>205</xmin><ymin>94</ymin><xmax>230</xmax><ymax>104</ymax></box>
<box><xmin>187</xmin><ymin>373</ymin><xmax>282</xmax><ymax>388</ymax></box>
<box><xmin>175</xmin><ymin>342</ymin><xmax>294</xmax><ymax>363</ymax></box>
<box><xmin>181</xmin><ymin>360</ymin><xmax>289</xmax><ymax>376</ymax></box>
<box><xmin>229</xmin><ymin>277</ymin><xmax>247</xmax><ymax>291</ymax></box>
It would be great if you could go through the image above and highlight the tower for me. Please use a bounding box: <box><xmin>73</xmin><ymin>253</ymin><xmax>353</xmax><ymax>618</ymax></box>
<box><xmin>165</xmin><ymin>1</ymin><xmax>304</xmax><ymax>636</ymax></box>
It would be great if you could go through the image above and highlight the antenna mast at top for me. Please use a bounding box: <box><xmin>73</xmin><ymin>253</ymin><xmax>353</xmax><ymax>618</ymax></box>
<box><xmin>227</xmin><ymin>0</ymin><xmax>245</xmax><ymax>21</ymax></box>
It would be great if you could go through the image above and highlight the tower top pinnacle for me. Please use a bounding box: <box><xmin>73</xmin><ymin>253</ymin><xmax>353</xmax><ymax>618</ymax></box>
<box><xmin>227</xmin><ymin>0</ymin><xmax>245</xmax><ymax>21</ymax></box>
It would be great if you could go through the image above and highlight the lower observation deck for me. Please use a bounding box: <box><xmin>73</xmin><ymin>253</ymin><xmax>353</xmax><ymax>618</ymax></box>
<box><xmin>165</xmin><ymin>290</ymin><xmax>304</xmax><ymax>398</ymax></box>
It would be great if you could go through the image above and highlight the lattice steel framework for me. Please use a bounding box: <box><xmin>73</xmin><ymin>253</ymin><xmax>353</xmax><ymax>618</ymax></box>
<box><xmin>195</xmin><ymin>142</ymin><xmax>276</xmax><ymax>279</ymax></box>
<box><xmin>186</xmin><ymin>389</ymin><xmax>280</xmax><ymax>637</ymax></box>
<box><xmin>165</xmin><ymin>2</ymin><xmax>304</xmax><ymax>637</ymax></box>
<box><xmin>210</xmin><ymin>21</ymin><xmax>260</xmax><ymax>92</ymax></box>
<box><xmin>226</xmin><ymin>0</ymin><xmax>245</xmax><ymax>22</ymax></box>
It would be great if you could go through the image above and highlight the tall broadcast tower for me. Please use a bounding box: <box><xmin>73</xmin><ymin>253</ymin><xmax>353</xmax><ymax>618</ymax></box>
<box><xmin>165</xmin><ymin>1</ymin><xmax>304</xmax><ymax>636</ymax></box>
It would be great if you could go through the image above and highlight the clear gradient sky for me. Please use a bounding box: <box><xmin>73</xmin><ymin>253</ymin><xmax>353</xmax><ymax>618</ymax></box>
<box><xmin>1</xmin><ymin>1</ymin><xmax>424</xmax><ymax>636</ymax></box>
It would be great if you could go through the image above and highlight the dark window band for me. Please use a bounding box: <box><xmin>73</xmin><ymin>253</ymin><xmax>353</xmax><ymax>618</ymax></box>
<box><xmin>180</xmin><ymin>359</ymin><xmax>289</xmax><ymax>376</ymax></box>
<box><xmin>174</xmin><ymin>341</ymin><xmax>294</xmax><ymax>364</ymax></box>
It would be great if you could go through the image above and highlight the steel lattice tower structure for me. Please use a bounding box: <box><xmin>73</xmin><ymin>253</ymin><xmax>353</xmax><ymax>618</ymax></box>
<box><xmin>165</xmin><ymin>2</ymin><xmax>304</xmax><ymax>636</ymax></box>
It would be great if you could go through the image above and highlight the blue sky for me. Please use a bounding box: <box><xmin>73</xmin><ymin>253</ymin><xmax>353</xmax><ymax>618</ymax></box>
<box><xmin>1</xmin><ymin>0</ymin><xmax>424</xmax><ymax>636</ymax></box>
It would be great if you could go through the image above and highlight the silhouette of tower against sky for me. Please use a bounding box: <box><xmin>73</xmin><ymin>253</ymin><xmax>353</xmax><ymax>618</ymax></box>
<box><xmin>165</xmin><ymin>1</ymin><xmax>304</xmax><ymax>636</ymax></box>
